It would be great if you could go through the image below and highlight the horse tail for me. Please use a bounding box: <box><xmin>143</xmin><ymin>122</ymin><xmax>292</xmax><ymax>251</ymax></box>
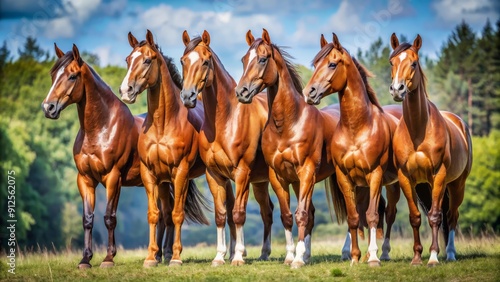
<box><xmin>415</xmin><ymin>183</ymin><xmax>431</xmax><ymax>216</ymax></box>
<box><xmin>325</xmin><ymin>174</ymin><xmax>347</xmax><ymax>224</ymax></box>
<box><xmin>184</xmin><ymin>180</ymin><xmax>212</xmax><ymax>225</ymax></box>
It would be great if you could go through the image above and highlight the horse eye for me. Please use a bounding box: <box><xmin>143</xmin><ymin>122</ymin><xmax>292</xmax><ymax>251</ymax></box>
<box><xmin>259</xmin><ymin>57</ymin><xmax>267</xmax><ymax>64</ymax></box>
<box><xmin>411</xmin><ymin>62</ymin><xmax>417</xmax><ymax>69</ymax></box>
<box><xmin>202</xmin><ymin>60</ymin><xmax>209</xmax><ymax>66</ymax></box>
<box><xmin>328</xmin><ymin>62</ymin><xmax>337</xmax><ymax>69</ymax></box>
<box><xmin>144</xmin><ymin>58</ymin><xmax>152</xmax><ymax>64</ymax></box>
<box><xmin>68</xmin><ymin>74</ymin><xmax>77</xmax><ymax>81</ymax></box>
<box><xmin>389</xmin><ymin>61</ymin><xmax>393</xmax><ymax>66</ymax></box>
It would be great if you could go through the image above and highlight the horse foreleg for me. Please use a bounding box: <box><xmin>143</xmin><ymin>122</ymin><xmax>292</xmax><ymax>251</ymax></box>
<box><xmin>226</xmin><ymin>181</ymin><xmax>236</xmax><ymax>261</ymax></box>
<box><xmin>291</xmin><ymin>166</ymin><xmax>316</xmax><ymax>269</ymax></box>
<box><xmin>142</xmin><ymin>165</ymin><xmax>160</xmax><ymax>267</ymax></box>
<box><xmin>380</xmin><ymin>183</ymin><xmax>400</xmax><ymax>261</ymax></box>
<box><xmin>170</xmin><ymin>168</ymin><xmax>190</xmax><ymax>266</ymax></box>
<box><xmin>427</xmin><ymin>165</ymin><xmax>448</xmax><ymax>266</ymax></box>
<box><xmin>398</xmin><ymin>169</ymin><xmax>423</xmax><ymax>265</ymax></box>
<box><xmin>77</xmin><ymin>174</ymin><xmax>97</xmax><ymax>269</ymax></box>
<box><xmin>365</xmin><ymin>168</ymin><xmax>383</xmax><ymax>267</ymax></box>
<box><xmin>101</xmin><ymin>170</ymin><xmax>122</xmax><ymax>267</ymax></box>
<box><xmin>206</xmin><ymin>170</ymin><xmax>229</xmax><ymax>266</ymax></box>
<box><xmin>252</xmin><ymin>181</ymin><xmax>273</xmax><ymax>261</ymax></box>
<box><xmin>269</xmin><ymin>169</ymin><xmax>294</xmax><ymax>265</ymax></box>
<box><xmin>336</xmin><ymin>167</ymin><xmax>361</xmax><ymax>265</ymax></box>
<box><xmin>231</xmin><ymin>168</ymin><xmax>251</xmax><ymax>266</ymax></box>
<box><xmin>156</xmin><ymin>183</ymin><xmax>174</xmax><ymax>263</ymax></box>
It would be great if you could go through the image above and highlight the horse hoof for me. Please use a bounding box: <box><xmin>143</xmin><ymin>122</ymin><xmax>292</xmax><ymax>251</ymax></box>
<box><xmin>169</xmin><ymin>260</ymin><xmax>182</xmax><ymax>267</ymax></box>
<box><xmin>143</xmin><ymin>260</ymin><xmax>159</xmax><ymax>267</ymax></box>
<box><xmin>290</xmin><ymin>261</ymin><xmax>305</xmax><ymax>269</ymax></box>
<box><xmin>100</xmin><ymin>261</ymin><xmax>115</xmax><ymax>268</ymax></box>
<box><xmin>380</xmin><ymin>254</ymin><xmax>391</xmax><ymax>261</ymax></box>
<box><xmin>341</xmin><ymin>253</ymin><xmax>351</xmax><ymax>261</ymax></box>
<box><xmin>427</xmin><ymin>261</ymin><xmax>439</xmax><ymax>267</ymax></box>
<box><xmin>211</xmin><ymin>260</ymin><xmax>225</xmax><ymax>267</ymax></box>
<box><xmin>78</xmin><ymin>263</ymin><xmax>92</xmax><ymax>269</ymax></box>
<box><xmin>368</xmin><ymin>260</ymin><xmax>381</xmax><ymax>267</ymax></box>
<box><xmin>410</xmin><ymin>260</ymin><xmax>423</xmax><ymax>266</ymax></box>
<box><xmin>231</xmin><ymin>259</ymin><xmax>245</xmax><ymax>266</ymax></box>
<box><xmin>257</xmin><ymin>255</ymin><xmax>270</xmax><ymax>261</ymax></box>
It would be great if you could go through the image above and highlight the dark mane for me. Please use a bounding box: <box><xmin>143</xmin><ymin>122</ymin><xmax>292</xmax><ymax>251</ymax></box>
<box><xmin>351</xmin><ymin>57</ymin><xmax>383</xmax><ymax>111</ymax></box>
<box><xmin>250</xmin><ymin>39</ymin><xmax>303</xmax><ymax>94</ymax></box>
<box><xmin>389</xmin><ymin>42</ymin><xmax>428</xmax><ymax>97</ymax></box>
<box><xmin>311</xmin><ymin>43</ymin><xmax>335</xmax><ymax>66</ymax></box>
<box><xmin>136</xmin><ymin>40</ymin><xmax>183</xmax><ymax>89</ymax></box>
<box><xmin>50</xmin><ymin>51</ymin><xmax>73</xmax><ymax>76</ymax></box>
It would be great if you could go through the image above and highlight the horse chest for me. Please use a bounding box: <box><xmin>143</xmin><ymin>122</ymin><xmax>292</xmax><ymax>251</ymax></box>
<box><xmin>139</xmin><ymin>134</ymin><xmax>182</xmax><ymax>179</ymax></box>
<box><xmin>203</xmin><ymin>144</ymin><xmax>235</xmax><ymax>177</ymax></box>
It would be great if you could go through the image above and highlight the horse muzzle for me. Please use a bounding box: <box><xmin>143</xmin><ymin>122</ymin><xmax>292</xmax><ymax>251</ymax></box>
<box><xmin>303</xmin><ymin>85</ymin><xmax>322</xmax><ymax>105</ymax></box>
<box><xmin>41</xmin><ymin>101</ymin><xmax>62</xmax><ymax>119</ymax></box>
<box><xmin>235</xmin><ymin>85</ymin><xmax>257</xmax><ymax>104</ymax></box>
<box><xmin>390</xmin><ymin>82</ymin><xmax>407</xmax><ymax>102</ymax></box>
<box><xmin>180</xmin><ymin>89</ymin><xmax>198</xmax><ymax>108</ymax></box>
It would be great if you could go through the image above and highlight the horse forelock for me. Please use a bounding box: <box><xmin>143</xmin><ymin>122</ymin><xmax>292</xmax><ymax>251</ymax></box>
<box><xmin>389</xmin><ymin>42</ymin><xmax>412</xmax><ymax>59</ymax></box>
<box><xmin>50</xmin><ymin>51</ymin><xmax>73</xmax><ymax>77</ymax></box>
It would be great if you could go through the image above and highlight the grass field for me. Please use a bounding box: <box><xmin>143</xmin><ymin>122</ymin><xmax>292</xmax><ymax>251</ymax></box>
<box><xmin>1</xmin><ymin>236</ymin><xmax>499</xmax><ymax>281</ymax></box>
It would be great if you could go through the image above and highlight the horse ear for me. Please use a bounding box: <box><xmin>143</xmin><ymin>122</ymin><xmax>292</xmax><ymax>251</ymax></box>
<box><xmin>54</xmin><ymin>43</ymin><xmax>64</xmax><ymax>58</ymax></box>
<box><xmin>390</xmin><ymin>33</ymin><xmax>399</xmax><ymax>50</ymax></box>
<box><xmin>320</xmin><ymin>34</ymin><xmax>328</xmax><ymax>48</ymax></box>
<box><xmin>182</xmin><ymin>30</ymin><xmax>190</xmax><ymax>47</ymax></box>
<box><xmin>246</xmin><ymin>30</ymin><xmax>255</xmax><ymax>46</ymax></box>
<box><xmin>128</xmin><ymin>32</ymin><xmax>139</xmax><ymax>48</ymax></box>
<box><xmin>202</xmin><ymin>30</ymin><xmax>210</xmax><ymax>46</ymax></box>
<box><xmin>262</xmin><ymin>28</ymin><xmax>271</xmax><ymax>45</ymax></box>
<box><xmin>413</xmin><ymin>34</ymin><xmax>422</xmax><ymax>52</ymax></box>
<box><xmin>332</xmin><ymin>33</ymin><xmax>342</xmax><ymax>50</ymax></box>
<box><xmin>146</xmin><ymin>29</ymin><xmax>155</xmax><ymax>47</ymax></box>
<box><xmin>72</xmin><ymin>44</ymin><xmax>82</xmax><ymax>65</ymax></box>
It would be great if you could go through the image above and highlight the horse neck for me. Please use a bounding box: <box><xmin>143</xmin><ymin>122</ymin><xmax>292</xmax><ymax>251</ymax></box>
<box><xmin>146</xmin><ymin>59</ymin><xmax>182</xmax><ymax>134</ymax></box>
<box><xmin>338</xmin><ymin>62</ymin><xmax>373</xmax><ymax>130</ymax></box>
<box><xmin>77</xmin><ymin>65</ymin><xmax>117</xmax><ymax>134</ymax></box>
<box><xmin>203</xmin><ymin>59</ymin><xmax>237</xmax><ymax>130</ymax></box>
<box><xmin>402</xmin><ymin>71</ymin><xmax>429</xmax><ymax>142</ymax></box>
<box><xmin>266</xmin><ymin>55</ymin><xmax>304</xmax><ymax>132</ymax></box>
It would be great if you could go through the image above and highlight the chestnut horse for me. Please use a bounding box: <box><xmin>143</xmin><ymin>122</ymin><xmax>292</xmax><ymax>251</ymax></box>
<box><xmin>180</xmin><ymin>30</ymin><xmax>274</xmax><ymax>266</ymax></box>
<box><xmin>41</xmin><ymin>44</ymin><xmax>144</xmax><ymax>268</ymax></box>
<box><xmin>303</xmin><ymin>33</ymin><xmax>402</xmax><ymax>266</ymax></box>
<box><xmin>235</xmin><ymin>29</ymin><xmax>344</xmax><ymax>268</ymax></box>
<box><xmin>119</xmin><ymin>30</ymin><xmax>210</xmax><ymax>267</ymax></box>
<box><xmin>389</xmin><ymin>34</ymin><xmax>472</xmax><ymax>266</ymax></box>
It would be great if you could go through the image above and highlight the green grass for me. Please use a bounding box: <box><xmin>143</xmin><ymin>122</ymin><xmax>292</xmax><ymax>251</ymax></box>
<box><xmin>1</xmin><ymin>236</ymin><xmax>499</xmax><ymax>281</ymax></box>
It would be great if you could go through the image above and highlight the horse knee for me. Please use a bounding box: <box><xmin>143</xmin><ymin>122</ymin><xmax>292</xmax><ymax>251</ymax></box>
<box><xmin>281</xmin><ymin>213</ymin><xmax>293</xmax><ymax>230</ymax></box>
<box><xmin>347</xmin><ymin>214</ymin><xmax>360</xmax><ymax>230</ymax></box>
<box><xmin>233</xmin><ymin>209</ymin><xmax>247</xmax><ymax>226</ymax></box>
<box><xmin>148</xmin><ymin>209</ymin><xmax>160</xmax><ymax>224</ymax></box>
<box><xmin>295</xmin><ymin>209</ymin><xmax>309</xmax><ymax>227</ymax></box>
<box><xmin>83</xmin><ymin>213</ymin><xmax>94</xmax><ymax>229</ymax></box>
<box><xmin>215</xmin><ymin>211</ymin><xmax>227</xmax><ymax>227</ymax></box>
<box><xmin>104</xmin><ymin>215</ymin><xmax>117</xmax><ymax>230</ymax></box>
<box><xmin>428</xmin><ymin>210</ymin><xmax>442</xmax><ymax>228</ymax></box>
<box><xmin>409</xmin><ymin>213</ymin><xmax>421</xmax><ymax>228</ymax></box>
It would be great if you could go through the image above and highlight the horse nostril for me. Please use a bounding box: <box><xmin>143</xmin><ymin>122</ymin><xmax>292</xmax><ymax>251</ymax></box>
<box><xmin>398</xmin><ymin>84</ymin><xmax>404</xmax><ymax>91</ymax></box>
<box><xmin>390</xmin><ymin>85</ymin><xmax>394</xmax><ymax>91</ymax></box>
<box><xmin>48</xmin><ymin>103</ymin><xmax>56</xmax><ymax>113</ymax></box>
<box><xmin>309</xmin><ymin>87</ymin><xmax>316</xmax><ymax>95</ymax></box>
<box><xmin>127</xmin><ymin>86</ymin><xmax>133</xmax><ymax>93</ymax></box>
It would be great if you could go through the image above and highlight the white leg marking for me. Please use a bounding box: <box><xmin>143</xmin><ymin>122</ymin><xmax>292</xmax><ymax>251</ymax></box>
<box><xmin>341</xmin><ymin>231</ymin><xmax>351</xmax><ymax>260</ymax></box>
<box><xmin>429</xmin><ymin>250</ymin><xmax>439</xmax><ymax>264</ymax></box>
<box><xmin>120</xmin><ymin>50</ymin><xmax>142</xmax><ymax>95</ymax></box>
<box><xmin>367</xmin><ymin>227</ymin><xmax>380</xmax><ymax>264</ymax></box>
<box><xmin>232</xmin><ymin>226</ymin><xmax>245</xmax><ymax>264</ymax></box>
<box><xmin>213</xmin><ymin>227</ymin><xmax>226</xmax><ymax>264</ymax></box>
<box><xmin>284</xmin><ymin>229</ymin><xmax>295</xmax><ymax>264</ymax></box>
<box><xmin>291</xmin><ymin>240</ymin><xmax>306</xmax><ymax>268</ymax></box>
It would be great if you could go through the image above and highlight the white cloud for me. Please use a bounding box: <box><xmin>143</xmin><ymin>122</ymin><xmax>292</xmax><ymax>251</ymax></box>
<box><xmin>432</xmin><ymin>0</ymin><xmax>499</xmax><ymax>25</ymax></box>
<box><xmin>92</xmin><ymin>45</ymin><xmax>125</xmax><ymax>66</ymax></box>
<box><xmin>44</xmin><ymin>17</ymin><xmax>74</xmax><ymax>38</ymax></box>
<box><xmin>326</xmin><ymin>0</ymin><xmax>363</xmax><ymax>33</ymax></box>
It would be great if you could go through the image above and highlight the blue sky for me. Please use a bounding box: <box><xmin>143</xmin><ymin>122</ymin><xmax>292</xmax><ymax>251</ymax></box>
<box><xmin>1</xmin><ymin>0</ymin><xmax>498</xmax><ymax>79</ymax></box>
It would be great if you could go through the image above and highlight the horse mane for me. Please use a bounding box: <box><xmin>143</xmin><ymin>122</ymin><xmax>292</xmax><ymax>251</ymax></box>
<box><xmin>389</xmin><ymin>42</ymin><xmax>428</xmax><ymax>98</ymax></box>
<box><xmin>250</xmin><ymin>39</ymin><xmax>303</xmax><ymax>94</ymax></box>
<box><xmin>137</xmin><ymin>40</ymin><xmax>183</xmax><ymax>89</ymax></box>
<box><xmin>312</xmin><ymin>43</ymin><xmax>383</xmax><ymax>111</ymax></box>
<box><xmin>351</xmin><ymin>56</ymin><xmax>383</xmax><ymax>111</ymax></box>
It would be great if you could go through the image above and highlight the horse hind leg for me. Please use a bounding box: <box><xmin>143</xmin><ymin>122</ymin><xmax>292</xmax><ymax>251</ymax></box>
<box><xmin>381</xmin><ymin>183</ymin><xmax>401</xmax><ymax>261</ymax></box>
<box><xmin>252</xmin><ymin>181</ymin><xmax>274</xmax><ymax>261</ymax></box>
<box><xmin>445</xmin><ymin>176</ymin><xmax>466</xmax><ymax>261</ymax></box>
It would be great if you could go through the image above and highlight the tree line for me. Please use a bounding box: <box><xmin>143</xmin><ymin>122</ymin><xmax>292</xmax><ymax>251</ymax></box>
<box><xmin>0</xmin><ymin>20</ymin><xmax>499</xmax><ymax>251</ymax></box>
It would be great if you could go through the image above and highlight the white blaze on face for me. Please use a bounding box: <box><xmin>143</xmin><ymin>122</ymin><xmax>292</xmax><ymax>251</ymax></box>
<box><xmin>120</xmin><ymin>50</ymin><xmax>142</xmax><ymax>94</ymax></box>
<box><xmin>394</xmin><ymin>51</ymin><xmax>407</xmax><ymax>84</ymax></box>
<box><xmin>43</xmin><ymin>66</ymin><xmax>66</xmax><ymax>110</ymax></box>
<box><xmin>188</xmin><ymin>51</ymin><xmax>200</xmax><ymax>66</ymax></box>
<box><xmin>243</xmin><ymin>49</ymin><xmax>257</xmax><ymax>76</ymax></box>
